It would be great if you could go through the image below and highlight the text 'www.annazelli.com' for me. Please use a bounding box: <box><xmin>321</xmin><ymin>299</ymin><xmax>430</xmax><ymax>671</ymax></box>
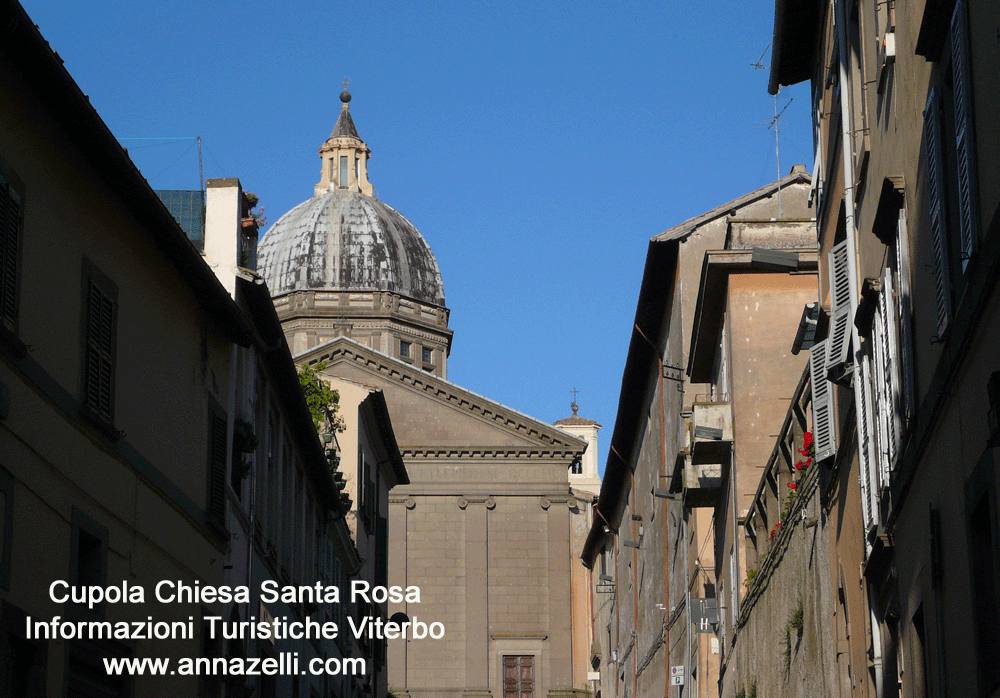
<box><xmin>103</xmin><ymin>654</ymin><xmax>365</xmax><ymax>677</ymax></box>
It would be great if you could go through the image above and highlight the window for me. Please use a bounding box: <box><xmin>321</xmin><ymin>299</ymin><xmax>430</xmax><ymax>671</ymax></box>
<box><xmin>0</xmin><ymin>601</ymin><xmax>47</xmax><ymax>698</ymax></box>
<box><xmin>570</xmin><ymin>459</ymin><xmax>582</xmax><ymax>475</ymax></box>
<box><xmin>206</xmin><ymin>398</ymin><xmax>228</xmax><ymax>534</ymax></box>
<box><xmin>0</xmin><ymin>167</ymin><xmax>22</xmax><ymax>338</ymax></box>
<box><xmin>339</xmin><ymin>156</ymin><xmax>348</xmax><ymax>189</ymax></box>
<box><xmin>923</xmin><ymin>0</ymin><xmax>980</xmax><ymax>338</ymax></box>
<box><xmin>81</xmin><ymin>260</ymin><xmax>117</xmax><ymax>430</ymax></box>
<box><xmin>400</xmin><ymin>340</ymin><xmax>411</xmax><ymax>359</ymax></box>
<box><xmin>69</xmin><ymin>508</ymin><xmax>108</xmax><ymax>617</ymax></box>
<box><xmin>503</xmin><ymin>656</ymin><xmax>534</xmax><ymax>698</ymax></box>
<box><xmin>359</xmin><ymin>456</ymin><xmax>376</xmax><ymax>533</ymax></box>
<box><xmin>422</xmin><ymin>346</ymin><xmax>432</xmax><ymax>364</ymax></box>
<box><xmin>0</xmin><ymin>467</ymin><xmax>12</xmax><ymax>590</ymax></box>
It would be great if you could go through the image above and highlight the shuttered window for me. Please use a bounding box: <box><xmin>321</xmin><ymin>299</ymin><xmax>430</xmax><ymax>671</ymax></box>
<box><xmin>503</xmin><ymin>656</ymin><xmax>535</xmax><ymax>698</ymax></box>
<box><xmin>82</xmin><ymin>264</ymin><xmax>117</xmax><ymax>428</ymax></box>
<box><xmin>924</xmin><ymin>88</ymin><xmax>953</xmax><ymax>339</ymax></box>
<box><xmin>827</xmin><ymin>240</ymin><xmax>853</xmax><ymax>371</ymax></box>
<box><xmin>206</xmin><ymin>402</ymin><xmax>228</xmax><ymax>531</ymax></box>
<box><xmin>870</xmin><ymin>272</ymin><xmax>903</xmax><ymax>490</ymax></box>
<box><xmin>951</xmin><ymin>0</ymin><xmax>979</xmax><ymax>270</ymax></box>
<box><xmin>895</xmin><ymin>209</ymin><xmax>917</xmax><ymax>428</ymax></box>
<box><xmin>0</xmin><ymin>172</ymin><xmax>21</xmax><ymax>335</ymax></box>
<box><xmin>809</xmin><ymin>339</ymin><xmax>836</xmax><ymax>462</ymax></box>
<box><xmin>857</xmin><ymin>354</ymin><xmax>878</xmax><ymax>529</ymax></box>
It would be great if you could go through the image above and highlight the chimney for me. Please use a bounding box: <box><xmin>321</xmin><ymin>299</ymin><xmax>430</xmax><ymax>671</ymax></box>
<box><xmin>204</xmin><ymin>178</ymin><xmax>256</xmax><ymax>297</ymax></box>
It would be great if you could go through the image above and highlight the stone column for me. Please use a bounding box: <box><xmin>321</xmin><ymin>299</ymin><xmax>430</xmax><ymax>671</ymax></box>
<box><xmin>388</xmin><ymin>497</ymin><xmax>412</xmax><ymax>693</ymax></box>
<box><xmin>547</xmin><ymin>498</ymin><xmax>573</xmax><ymax>693</ymax></box>
<box><xmin>463</xmin><ymin>497</ymin><xmax>492</xmax><ymax>697</ymax></box>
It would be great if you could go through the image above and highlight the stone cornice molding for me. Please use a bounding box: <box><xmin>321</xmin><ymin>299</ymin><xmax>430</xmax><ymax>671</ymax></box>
<box><xmin>400</xmin><ymin>447</ymin><xmax>580</xmax><ymax>460</ymax></box>
<box><xmin>297</xmin><ymin>339</ymin><xmax>588</xmax><ymax>453</ymax></box>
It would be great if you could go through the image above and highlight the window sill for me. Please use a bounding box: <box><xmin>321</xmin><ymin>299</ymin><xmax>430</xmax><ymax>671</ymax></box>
<box><xmin>78</xmin><ymin>405</ymin><xmax>122</xmax><ymax>442</ymax></box>
<box><xmin>0</xmin><ymin>325</ymin><xmax>26</xmax><ymax>360</ymax></box>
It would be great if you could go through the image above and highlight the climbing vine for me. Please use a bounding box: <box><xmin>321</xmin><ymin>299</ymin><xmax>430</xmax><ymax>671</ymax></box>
<box><xmin>297</xmin><ymin>361</ymin><xmax>345</xmax><ymax>434</ymax></box>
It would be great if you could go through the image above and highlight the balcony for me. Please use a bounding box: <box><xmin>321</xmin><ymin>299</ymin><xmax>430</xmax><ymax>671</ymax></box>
<box><xmin>682</xmin><ymin>400</ymin><xmax>733</xmax><ymax>507</ymax></box>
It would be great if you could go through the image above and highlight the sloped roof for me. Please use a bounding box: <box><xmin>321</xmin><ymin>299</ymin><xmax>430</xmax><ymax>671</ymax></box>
<box><xmin>296</xmin><ymin>337</ymin><xmax>588</xmax><ymax>454</ymax></box>
<box><xmin>653</xmin><ymin>168</ymin><xmax>811</xmax><ymax>243</ymax></box>
<box><xmin>331</xmin><ymin>105</ymin><xmax>360</xmax><ymax>140</ymax></box>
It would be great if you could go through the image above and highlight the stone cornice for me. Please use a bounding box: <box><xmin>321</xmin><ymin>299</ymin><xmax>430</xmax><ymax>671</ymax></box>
<box><xmin>400</xmin><ymin>447</ymin><xmax>580</xmax><ymax>460</ymax></box>
<box><xmin>297</xmin><ymin>339</ymin><xmax>588</xmax><ymax>454</ymax></box>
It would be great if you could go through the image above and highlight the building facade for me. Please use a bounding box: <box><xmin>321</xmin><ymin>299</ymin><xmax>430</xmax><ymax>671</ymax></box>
<box><xmin>728</xmin><ymin>0</ymin><xmax>1000</xmax><ymax>695</ymax></box>
<box><xmin>581</xmin><ymin>172</ymin><xmax>815</xmax><ymax>698</ymax></box>
<box><xmin>0</xmin><ymin>4</ymin><xmax>385</xmax><ymax>696</ymax></box>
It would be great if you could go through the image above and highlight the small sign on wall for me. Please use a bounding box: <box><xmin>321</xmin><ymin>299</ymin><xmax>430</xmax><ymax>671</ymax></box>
<box><xmin>670</xmin><ymin>666</ymin><xmax>684</xmax><ymax>685</ymax></box>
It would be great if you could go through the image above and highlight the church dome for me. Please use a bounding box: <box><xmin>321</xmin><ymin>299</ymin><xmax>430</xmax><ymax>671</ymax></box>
<box><xmin>258</xmin><ymin>190</ymin><xmax>445</xmax><ymax>305</ymax></box>
<box><xmin>258</xmin><ymin>91</ymin><xmax>445</xmax><ymax>307</ymax></box>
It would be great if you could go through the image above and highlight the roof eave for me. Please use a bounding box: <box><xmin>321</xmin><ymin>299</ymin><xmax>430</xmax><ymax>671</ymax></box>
<box><xmin>588</xmin><ymin>239</ymin><xmax>679</xmax><ymax>543</ymax></box>
<box><xmin>687</xmin><ymin>250</ymin><xmax>820</xmax><ymax>382</ymax></box>
<box><xmin>3</xmin><ymin>0</ymin><xmax>254</xmax><ymax>346</ymax></box>
<box><xmin>768</xmin><ymin>0</ymin><xmax>822</xmax><ymax>95</ymax></box>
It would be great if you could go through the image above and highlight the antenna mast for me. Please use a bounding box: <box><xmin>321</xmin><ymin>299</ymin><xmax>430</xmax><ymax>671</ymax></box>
<box><xmin>752</xmin><ymin>45</ymin><xmax>792</xmax><ymax>217</ymax></box>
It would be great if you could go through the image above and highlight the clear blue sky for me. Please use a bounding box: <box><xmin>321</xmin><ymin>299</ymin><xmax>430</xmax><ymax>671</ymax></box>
<box><xmin>22</xmin><ymin>0</ymin><xmax>813</xmax><ymax>471</ymax></box>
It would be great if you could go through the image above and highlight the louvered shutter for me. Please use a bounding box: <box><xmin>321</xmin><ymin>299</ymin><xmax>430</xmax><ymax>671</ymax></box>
<box><xmin>857</xmin><ymin>355</ymin><xmax>878</xmax><ymax>530</ymax></box>
<box><xmin>924</xmin><ymin>89</ymin><xmax>952</xmax><ymax>338</ymax></box>
<box><xmin>896</xmin><ymin>210</ymin><xmax>917</xmax><ymax>428</ymax></box>
<box><xmin>207</xmin><ymin>408</ymin><xmax>228</xmax><ymax>528</ymax></box>
<box><xmin>84</xmin><ymin>279</ymin><xmax>116</xmax><ymax>423</ymax></box>
<box><xmin>881</xmin><ymin>273</ymin><xmax>902</xmax><ymax>471</ymax></box>
<box><xmin>951</xmin><ymin>0</ymin><xmax>979</xmax><ymax>269</ymax></box>
<box><xmin>828</xmin><ymin>240</ymin><xmax>853</xmax><ymax>369</ymax></box>
<box><xmin>871</xmin><ymin>303</ymin><xmax>888</xmax><ymax>486</ymax></box>
<box><xmin>0</xmin><ymin>176</ymin><xmax>20</xmax><ymax>333</ymax></box>
<box><xmin>871</xmin><ymin>275</ymin><xmax>900</xmax><ymax>488</ymax></box>
<box><xmin>809</xmin><ymin>142</ymin><xmax>823</xmax><ymax>210</ymax></box>
<box><xmin>810</xmin><ymin>339</ymin><xmax>836</xmax><ymax>461</ymax></box>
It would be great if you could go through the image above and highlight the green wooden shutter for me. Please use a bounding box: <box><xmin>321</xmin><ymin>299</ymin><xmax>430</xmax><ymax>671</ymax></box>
<box><xmin>0</xmin><ymin>176</ymin><xmax>20</xmax><ymax>333</ymax></box>
<box><xmin>924</xmin><ymin>88</ymin><xmax>952</xmax><ymax>339</ymax></box>
<box><xmin>207</xmin><ymin>407</ymin><xmax>228</xmax><ymax>528</ymax></box>
<box><xmin>84</xmin><ymin>279</ymin><xmax>116</xmax><ymax>422</ymax></box>
<box><xmin>809</xmin><ymin>339</ymin><xmax>836</xmax><ymax>462</ymax></box>
<box><xmin>951</xmin><ymin>0</ymin><xmax>979</xmax><ymax>269</ymax></box>
<box><xmin>827</xmin><ymin>240</ymin><xmax>853</xmax><ymax>370</ymax></box>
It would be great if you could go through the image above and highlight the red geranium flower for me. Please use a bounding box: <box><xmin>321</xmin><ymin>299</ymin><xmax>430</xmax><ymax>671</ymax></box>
<box><xmin>788</xmin><ymin>482</ymin><xmax>797</xmax><ymax>490</ymax></box>
<box><xmin>795</xmin><ymin>462</ymin><xmax>803</xmax><ymax>470</ymax></box>
<box><xmin>803</xmin><ymin>431</ymin><xmax>814</xmax><ymax>448</ymax></box>
<box><xmin>775</xmin><ymin>522</ymin><xmax>781</xmax><ymax>528</ymax></box>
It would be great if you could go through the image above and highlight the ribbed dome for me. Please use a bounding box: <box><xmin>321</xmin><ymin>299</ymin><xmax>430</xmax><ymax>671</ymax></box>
<box><xmin>258</xmin><ymin>189</ymin><xmax>445</xmax><ymax>306</ymax></box>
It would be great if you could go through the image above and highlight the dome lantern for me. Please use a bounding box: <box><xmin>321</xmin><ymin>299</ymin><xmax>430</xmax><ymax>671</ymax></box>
<box><xmin>316</xmin><ymin>81</ymin><xmax>373</xmax><ymax>197</ymax></box>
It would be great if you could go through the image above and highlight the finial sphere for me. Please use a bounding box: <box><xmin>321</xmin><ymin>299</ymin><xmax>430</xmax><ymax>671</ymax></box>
<box><xmin>340</xmin><ymin>90</ymin><xmax>352</xmax><ymax>103</ymax></box>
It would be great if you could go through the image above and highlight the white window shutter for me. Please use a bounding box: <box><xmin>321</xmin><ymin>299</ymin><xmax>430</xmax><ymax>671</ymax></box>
<box><xmin>857</xmin><ymin>354</ymin><xmax>878</xmax><ymax>530</ymax></box>
<box><xmin>881</xmin><ymin>272</ymin><xmax>902</xmax><ymax>470</ymax></box>
<box><xmin>951</xmin><ymin>0</ymin><xmax>979</xmax><ymax>269</ymax></box>
<box><xmin>810</xmin><ymin>339</ymin><xmax>836</xmax><ymax>462</ymax></box>
<box><xmin>871</xmin><ymin>274</ymin><xmax>900</xmax><ymax>488</ymax></box>
<box><xmin>896</xmin><ymin>209</ymin><xmax>917</xmax><ymax>429</ymax></box>
<box><xmin>924</xmin><ymin>88</ymin><xmax>952</xmax><ymax>339</ymax></box>
<box><xmin>828</xmin><ymin>240</ymin><xmax>853</xmax><ymax>368</ymax></box>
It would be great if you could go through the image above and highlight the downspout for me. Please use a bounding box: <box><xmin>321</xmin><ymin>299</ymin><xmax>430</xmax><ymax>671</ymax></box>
<box><xmin>833</xmin><ymin>0</ymin><xmax>883</xmax><ymax>695</ymax></box>
<box><xmin>684</xmin><ymin>510</ymin><xmax>691</xmax><ymax>698</ymax></box>
<box><xmin>659</xmin><ymin>364</ymin><xmax>671</xmax><ymax>698</ymax></box>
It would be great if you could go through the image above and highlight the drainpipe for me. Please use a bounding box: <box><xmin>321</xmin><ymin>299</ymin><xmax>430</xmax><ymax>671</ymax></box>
<box><xmin>684</xmin><ymin>510</ymin><xmax>691</xmax><ymax>698</ymax></box>
<box><xmin>833</xmin><ymin>0</ymin><xmax>883</xmax><ymax>695</ymax></box>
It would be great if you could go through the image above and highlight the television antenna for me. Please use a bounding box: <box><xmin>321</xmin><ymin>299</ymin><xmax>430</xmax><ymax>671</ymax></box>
<box><xmin>753</xmin><ymin>45</ymin><xmax>791</xmax><ymax>217</ymax></box>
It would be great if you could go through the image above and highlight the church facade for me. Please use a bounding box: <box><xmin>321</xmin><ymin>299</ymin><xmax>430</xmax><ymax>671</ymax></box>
<box><xmin>258</xmin><ymin>91</ymin><xmax>598</xmax><ymax>698</ymax></box>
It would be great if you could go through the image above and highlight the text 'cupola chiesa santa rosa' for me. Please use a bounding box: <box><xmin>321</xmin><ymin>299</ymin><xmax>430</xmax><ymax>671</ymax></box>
<box><xmin>258</xmin><ymin>89</ymin><xmax>602</xmax><ymax>698</ymax></box>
